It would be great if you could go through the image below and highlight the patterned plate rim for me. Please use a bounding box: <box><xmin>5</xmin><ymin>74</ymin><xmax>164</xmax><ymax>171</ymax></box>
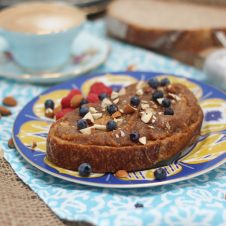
<box><xmin>12</xmin><ymin>71</ymin><xmax>226</xmax><ymax>188</ymax></box>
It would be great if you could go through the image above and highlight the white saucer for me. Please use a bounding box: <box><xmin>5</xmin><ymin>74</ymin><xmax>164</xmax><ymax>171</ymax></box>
<box><xmin>0</xmin><ymin>32</ymin><xmax>109</xmax><ymax>84</ymax></box>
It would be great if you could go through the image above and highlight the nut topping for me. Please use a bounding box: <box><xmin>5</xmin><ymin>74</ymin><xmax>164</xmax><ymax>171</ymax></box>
<box><xmin>101</xmin><ymin>98</ymin><xmax>112</xmax><ymax>108</ymax></box>
<box><xmin>136</xmin><ymin>89</ymin><xmax>144</xmax><ymax>96</ymax></box>
<box><xmin>115</xmin><ymin>170</ymin><xmax>128</xmax><ymax>178</ymax></box>
<box><xmin>113</xmin><ymin>98</ymin><xmax>119</xmax><ymax>104</ymax></box>
<box><xmin>93</xmin><ymin>124</ymin><xmax>106</xmax><ymax>131</ymax></box>
<box><xmin>123</xmin><ymin>104</ymin><xmax>137</xmax><ymax>114</ymax></box>
<box><xmin>3</xmin><ymin>96</ymin><xmax>17</xmax><ymax>107</ymax></box>
<box><xmin>111</xmin><ymin>91</ymin><xmax>119</xmax><ymax>100</ymax></box>
<box><xmin>139</xmin><ymin>136</ymin><xmax>147</xmax><ymax>145</ymax></box>
<box><xmin>118</xmin><ymin>87</ymin><xmax>126</xmax><ymax>96</ymax></box>
<box><xmin>112</xmin><ymin>111</ymin><xmax>122</xmax><ymax>119</ymax></box>
<box><xmin>89</xmin><ymin>107</ymin><xmax>98</xmax><ymax>113</ymax></box>
<box><xmin>80</xmin><ymin>127</ymin><xmax>92</xmax><ymax>135</ymax></box>
<box><xmin>70</xmin><ymin>94</ymin><xmax>83</xmax><ymax>108</ymax></box>
<box><xmin>141</xmin><ymin>103</ymin><xmax>150</xmax><ymax>110</ymax></box>
<box><xmin>141</xmin><ymin>111</ymin><xmax>153</xmax><ymax>123</ymax></box>
<box><xmin>92</xmin><ymin>113</ymin><xmax>103</xmax><ymax>120</ymax></box>
<box><xmin>83</xmin><ymin>112</ymin><xmax>94</xmax><ymax>123</ymax></box>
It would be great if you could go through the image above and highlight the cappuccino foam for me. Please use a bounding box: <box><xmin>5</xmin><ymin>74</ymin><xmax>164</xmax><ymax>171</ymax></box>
<box><xmin>0</xmin><ymin>2</ymin><xmax>85</xmax><ymax>34</ymax></box>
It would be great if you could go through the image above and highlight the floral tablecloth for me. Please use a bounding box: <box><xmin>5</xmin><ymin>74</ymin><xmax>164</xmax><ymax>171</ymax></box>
<box><xmin>0</xmin><ymin>20</ymin><xmax>225</xmax><ymax>226</ymax></box>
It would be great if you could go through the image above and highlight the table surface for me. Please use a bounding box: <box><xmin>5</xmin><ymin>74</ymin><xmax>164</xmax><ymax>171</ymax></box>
<box><xmin>0</xmin><ymin>20</ymin><xmax>225</xmax><ymax>226</ymax></box>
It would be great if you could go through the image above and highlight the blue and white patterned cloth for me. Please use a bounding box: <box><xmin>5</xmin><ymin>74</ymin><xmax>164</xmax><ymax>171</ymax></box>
<box><xmin>0</xmin><ymin>20</ymin><xmax>225</xmax><ymax>226</ymax></box>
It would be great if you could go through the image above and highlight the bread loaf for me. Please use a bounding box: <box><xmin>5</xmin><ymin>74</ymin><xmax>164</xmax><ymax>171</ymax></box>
<box><xmin>106</xmin><ymin>0</ymin><xmax>226</xmax><ymax>54</ymax></box>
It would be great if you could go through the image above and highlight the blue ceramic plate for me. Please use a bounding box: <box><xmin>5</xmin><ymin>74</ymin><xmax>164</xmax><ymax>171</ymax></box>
<box><xmin>12</xmin><ymin>71</ymin><xmax>226</xmax><ymax>188</ymax></box>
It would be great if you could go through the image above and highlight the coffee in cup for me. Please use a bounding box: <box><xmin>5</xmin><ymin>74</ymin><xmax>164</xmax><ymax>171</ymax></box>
<box><xmin>0</xmin><ymin>1</ymin><xmax>86</xmax><ymax>72</ymax></box>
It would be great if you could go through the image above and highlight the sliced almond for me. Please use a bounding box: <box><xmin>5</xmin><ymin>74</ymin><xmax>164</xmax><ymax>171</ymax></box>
<box><xmin>139</xmin><ymin>136</ymin><xmax>147</xmax><ymax>145</ymax></box>
<box><xmin>115</xmin><ymin>134</ymin><xmax>120</xmax><ymax>138</ymax></box>
<box><xmin>114</xmin><ymin>118</ymin><xmax>123</xmax><ymax>125</ymax></box>
<box><xmin>111</xmin><ymin>91</ymin><xmax>119</xmax><ymax>100</ymax></box>
<box><xmin>168</xmin><ymin>93</ymin><xmax>181</xmax><ymax>101</ymax></box>
<box><xmin>141</xmin><ymin>112</ymin><xmax>153</xmax><ymax>123</ymax></box>
<box><xmin>80</xmin><ymin>127</ymin><xmax>92</xmax><ymax>135</ymax></box>
<box><xmin>141</xmin><ymin>103</ymin><xmax>149</xmax><ymax>110</ymax></box>
<box><xmin>70</xmin><ymin>94</ymin><xmax>83</xmax><ymax>108</ymax></box>
<box><xmin>123</xmin><ymin>104</ymin><xmax>137</xmax><ymax>114</ymax></box>
<box><xmin>120</xmin><ymin>130</ymin><xmax>125</xmax><ymax>137</ymax></box>
<box><xmin>119</xmin><ymin>108</ymin><xmax>124</xmax><ymax>113</ymax></box>
<box><xmin>89</xmin><ymin>107</ymin><xmax>98</xmax><ymax>113</ymax></box>
<box><xmin>92</xmin><ymin>113</ymin><xmax>103</xmax><ymax>120</ymax></box>
<box><xmin>166</xmin><ymin>122</ymin><xmax>171</xmax><ymax>130</ymax></box>
<box><xmin>113</xmin><ymin>98</ymin><xmax>119</xmax><ymax>104</ymax></box>
<box><xmin>45</xmin><ymin>108</ymin><xmax>54</xmax><ymax>119</ymax></box>
<box><xmin>148</xmin><ymin>125</ymin><xmax>155</xmax><ymax>129</ymax></box>
<box><xmin>115</xmin><ymin>170</ymin><xmax>128</xmax><ymax>178</ymax></box>
<box><xmin>93</xmin><ymin>124</ymin><xmax>106</xmax><ymax>131</ymax></box>
<box><xmin>112</xmin><ymin>111</ymin><xmax>122</xmax><ymax>119</ymax></box>
<box><xmin>101</xmin><ymin>98</ymin><xmax>112</xmax><ymax>108</ymax></box>
<box><xmin>146</xmin><ymin>108</ymin><xmax>154</xmax><ymax>114</ymax></box>
<box><xmin>136</xmin><ymin>80</ymin><xmax>145</xmax><ymax>90</ymax></box>
<box><xmin>118</xmin><ymin>87</ymin><xmax>126</xmax><ymax>96</ymax></box>
<box><xmin>136</xmin><ymin>89</ymin><xmax>144</xmax><ymax>96</ymax></box>
<box><xmin>157</xmin><ymin>98</ymin><xmax>164</xmax><ymax>105</ymax></box>
<box><xmin>83</xmin><ymin>112</ymin><xmax>94</xmax><ymax>123</ymax></box>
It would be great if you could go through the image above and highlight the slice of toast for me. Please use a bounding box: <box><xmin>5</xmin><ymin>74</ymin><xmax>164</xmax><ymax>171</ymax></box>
<box><xmin>106</xmin><ymin>0</ymin><xmax>226</xmax><ymax>54</ymax></box>
<box><xmin>47</xmin><ymin>78</ymin><xmax>203</xmax><ymax>173</ymax></box>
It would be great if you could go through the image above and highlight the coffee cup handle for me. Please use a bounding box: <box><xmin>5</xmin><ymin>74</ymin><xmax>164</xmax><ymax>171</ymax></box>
<box><xmin>0</xmin><ymin>28</ymin><xmax>9</xmax><ymax>52</ymax></box>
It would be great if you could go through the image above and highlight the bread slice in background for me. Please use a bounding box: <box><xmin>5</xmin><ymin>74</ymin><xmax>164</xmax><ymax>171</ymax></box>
<box><xmin>106</xmin><ymin>0</ymin><xmax>226</xmax><ymax>55</ymax></box>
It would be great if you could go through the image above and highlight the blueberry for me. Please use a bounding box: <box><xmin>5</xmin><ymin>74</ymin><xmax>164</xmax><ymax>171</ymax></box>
<box><xmin>164</xmin><ymin>107</ymin><xmax>174</xmax><ymax>115</ymax></box>
<box><xmin>107</xmin><ymin>104</ymin><xmax>118</xmax><ymax>115</ymax></box>
<box><xmin>77</xmin><ymin>119</ymin><xmax>88</xmax><ymax>130</ymax></box>
<box><xmin>106</xmin><ymin>120</ymin><xmax>117</xmax><ymax>131</ymax></box>
<box><xmin>152</xmin><ymin>90</ymin><xmax>164</xmax><ymax>101</ymax></box>
<box><xmin>134</xmin><ymin>203</ymin><xmax>144</xmax><ymax>208</ymax></box>
<box><xmin>130</xmin><ymin>96</ymin><xmax>140</xmax><ymax>107</ymax></box>
<box><xmin>80</xmin><ymin>98</ymin><xmax>88</xmax><ymax>106</ymax></box>
<box><xmin>148</xmin><ymin>78</ymin><xmax>159</xmax><ymax>89</ymax></box>
<box><xmin>44</xmin><ymin>99</ymin><xmax>55</xmax><ymax>109</ymax></box>
<box><xmin>98</xmin><ymin>93</ymin><xmax>108</xmax><ymax>101</ymax></box>
<box><xmin>130</xmin><ymin>132</ymin><xmax>140</xmax><ymax>142</ymax></box>
<box><xmin>154</xmin><ymin>167</ymin><xmax>167</xmax><ymax>180</ymax></box>
<box><xmin>78</xmin><ymin>163</ymin><xmax>91</xmax><ymax>177</ymax></box>
<box><xmin>160</xmin><ymin>78</ymin><xmax>170</xmax><ymax>86</ymax></box>
<box><xmin>79</xmin><ymin>106</ymin><xmax>89</xmax><ymax>117</ymax></box>
<box><xmin>161</xmin><ymin>98</ymin><xmax>171</xmax><ymax>107</ymax></box>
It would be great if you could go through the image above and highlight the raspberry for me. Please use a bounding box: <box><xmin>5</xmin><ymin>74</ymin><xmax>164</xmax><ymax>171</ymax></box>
<box><xmin>68</xmin><ymin>89</ymin><xmax>81</xmax><ymax>97</ymax></box>
<box><xmin>55</xmin><ymin>108</ymin><xmax>73</xmax><ymax>120</ymax></box>
<box><xmin>90</xmin><ymin>82</ymin><xmax>112</xmax><ymax>95</ymax></box>
<box><xmin>61</xmin><ymin>89</ymin><xmax>82</xmax><ymax>109</ymax></box>
<box><xmin>61</xmin><ymin>95</ymin><xmax>71</xmax><ymax>109</ymax></box>
<box><xmin>87</xmin><ymin>93</ymin><xmax>99</xmax><ymax>103</ymax></box>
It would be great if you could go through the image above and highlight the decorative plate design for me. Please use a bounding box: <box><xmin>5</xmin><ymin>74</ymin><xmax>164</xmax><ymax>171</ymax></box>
<box><xmin>12</xmin><ymin>71</ymin><xmax>226</xmax><ymax>188</ymax></box>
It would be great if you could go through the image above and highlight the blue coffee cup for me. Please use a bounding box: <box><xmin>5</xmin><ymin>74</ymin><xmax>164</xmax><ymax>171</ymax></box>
<box><xmin>0</xmin><ymin>2</ymin><xmax>85</xmax><ymax>73</ymax></box>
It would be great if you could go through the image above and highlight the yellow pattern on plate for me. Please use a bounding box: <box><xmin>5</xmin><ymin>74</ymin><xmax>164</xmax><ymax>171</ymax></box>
<box><xmin>33</xmin><ymin>90</ymin><xmax>70</xmax><ymax>118</ymax></box>
<box><xmin>44</xmin><ymin>157</ymin><xmax>104</xmax><ymax>178</ymax></box>
<box><xmin>17</xmin><ymin>121</ymin><xmax>50</xmax><ymax>152</ymax></box>
<box><xmin>181</xmin><ymin>133</ymin><xmax>226</xmax><ymax>164</ymax></box>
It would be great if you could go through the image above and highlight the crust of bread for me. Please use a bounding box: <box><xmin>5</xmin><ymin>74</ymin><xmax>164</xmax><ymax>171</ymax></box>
<box><xmin>106</xmin><ymin>15</ymin><xmax>226</xmax><ymax>54</ymax></box>
<box><xmin>47</xmin><ymin>100</ymin><xmax>203</xmax><ymax>173</ymax></box>
<box><xmin>47</xmin><ymin>81</ymin><xmax>203</xmax><ymax>173</ymax></box>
